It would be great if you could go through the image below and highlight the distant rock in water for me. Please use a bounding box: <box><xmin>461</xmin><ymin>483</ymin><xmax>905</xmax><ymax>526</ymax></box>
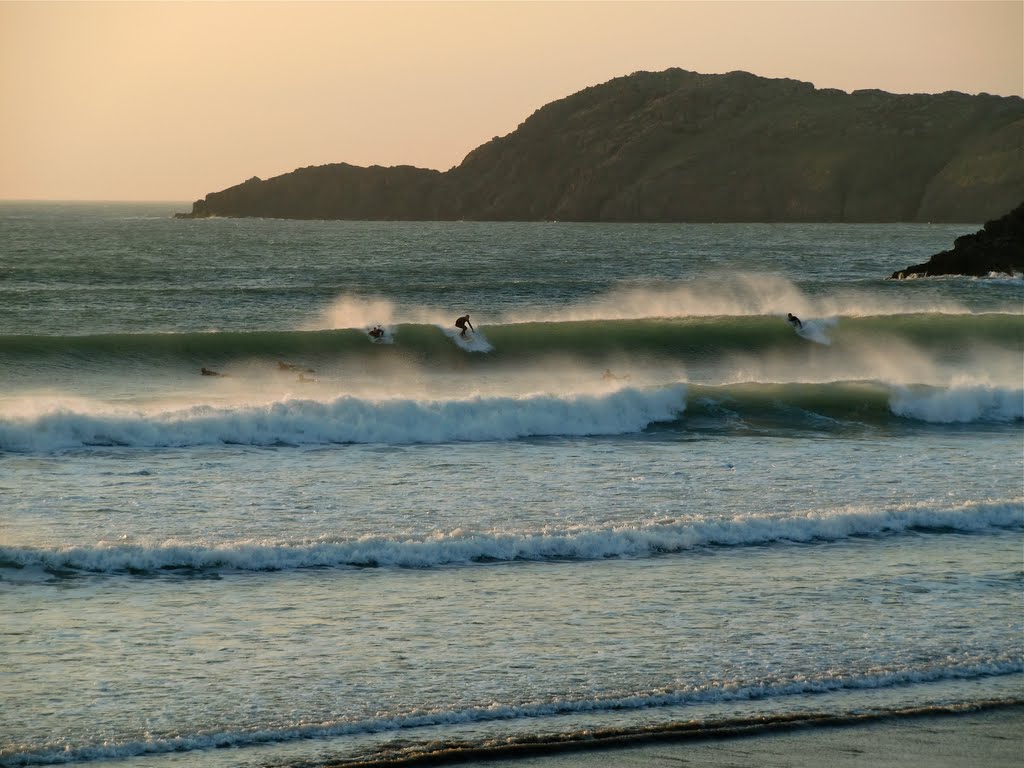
<box><xmin>176</xmin><ymin>68</ymin><xmax>1024</xmax><ymax>223</ymax></box>
<box><xmin>890</xmin><ymin>203</ymin><xmax>1024</xmax><ymax>278</ymax></box>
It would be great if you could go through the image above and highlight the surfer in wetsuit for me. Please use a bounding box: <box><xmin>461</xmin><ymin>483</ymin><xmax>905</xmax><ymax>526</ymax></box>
<box><xmin>200</xmin><ymin>367</ymin><xmax>222</xmax><ymax>376</ymax></box>
<box><xmin>787</xmin><ymin>313</ymin><xmax>803</xmax><ymax>329</ymax></box>
<box><xmin>455</xmin><ymin>314</ymin><xmax>474</xmax><ymax>338</ymax></box>
<box><xmin>368</xmin><ymin>325</ymin><xmax>385</xmax><ymax>339</ymax></box>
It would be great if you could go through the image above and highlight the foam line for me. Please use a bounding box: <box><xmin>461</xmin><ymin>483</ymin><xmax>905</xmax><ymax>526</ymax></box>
<box><xmin>3</xmin><ymin>499</ymin><xmax>1019</xmax><ymax>575</ymax></box>
<box><xmin>5</xmin><ymin>658</ymin><xmax>1021</xmax><ymax>766</ymax></box>
<box><xmin>0</xmin><ymin>386</ymin><xmax>686</xmax><ymax>451</ymax></box>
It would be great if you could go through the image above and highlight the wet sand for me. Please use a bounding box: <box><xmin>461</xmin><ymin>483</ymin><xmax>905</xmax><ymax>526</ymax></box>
<box><xmin>483</xmin><ymin>706</ymin><xmax>1024</xmax><ymax>768</ymax></box>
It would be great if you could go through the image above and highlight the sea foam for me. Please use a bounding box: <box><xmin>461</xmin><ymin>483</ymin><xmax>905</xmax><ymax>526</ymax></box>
<box><xmin>0</xmin><ymin>386</ymin><xmax>686</xmax><ymax>452</ymax></box>
<box><xmin>890</xmin><ymin>384</ymin><xmax>1024</xmax><ymax>423</ymax></box>
<box><xmin>3</xmin><ymin>498</ymin><xmax>1018</xmax><ymax>575</ymax></box>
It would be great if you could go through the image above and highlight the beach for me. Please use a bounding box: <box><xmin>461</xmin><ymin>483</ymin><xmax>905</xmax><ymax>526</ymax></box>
<box><xmin>481</xmin><ymin>706</ymin><xmax>1024</xmax><ymax>768</ymax></box>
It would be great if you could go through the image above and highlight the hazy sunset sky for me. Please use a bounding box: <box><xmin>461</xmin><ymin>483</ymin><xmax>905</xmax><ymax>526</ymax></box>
<box><xmin>2</xmin><ymin>1</ymin><xmax>1021</xmax><ymax>202</ymax></box>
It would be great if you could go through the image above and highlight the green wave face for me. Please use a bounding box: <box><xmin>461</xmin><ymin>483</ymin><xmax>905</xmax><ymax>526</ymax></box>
<box><xmin>685</xmin><ymin>381</ymin><xmax>895</xmax><ymax>426</ymax></box>
<box><xmin>1</xmin><ymin>313</ymin><xmax>1021</xmax><ymax>370</ymax></box>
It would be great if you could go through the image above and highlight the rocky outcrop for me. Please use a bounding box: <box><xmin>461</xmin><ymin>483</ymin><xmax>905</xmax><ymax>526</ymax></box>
<box><xmin>176</xmin><ymin>68</ymin><xmax>1024</xmax><ymax>223</ymax></box>
<box><xmin>890</xmin><ymin>202</ymin><xmax>1024</xmax><ymax>278</ymax></box>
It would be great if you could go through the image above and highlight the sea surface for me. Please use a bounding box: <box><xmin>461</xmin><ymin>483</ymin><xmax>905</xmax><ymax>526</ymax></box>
<box><xmin>1</xmin><ymin>203</ymin><xmax>1021</xmax><ymax>767</ymax></box>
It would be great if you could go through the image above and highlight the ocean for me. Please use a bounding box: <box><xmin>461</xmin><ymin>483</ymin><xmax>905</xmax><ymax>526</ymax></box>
<box><xmin>1</xmin><ymin>202</ymin><xmax>1021</xmax><ymax>767</ymax></box>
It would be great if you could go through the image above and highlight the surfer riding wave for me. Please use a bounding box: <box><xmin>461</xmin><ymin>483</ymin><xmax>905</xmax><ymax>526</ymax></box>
<box><xmin>455</xmin><ymin>314</ymin><xmax>474</xmax><ymax>338</ymax></box>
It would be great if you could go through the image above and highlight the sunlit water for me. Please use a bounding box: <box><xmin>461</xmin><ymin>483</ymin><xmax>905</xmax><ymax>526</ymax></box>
<box><xmin>1</xmin><ymin>204</ymin><xmax>1021</xmax><ymax>767</ymax></box>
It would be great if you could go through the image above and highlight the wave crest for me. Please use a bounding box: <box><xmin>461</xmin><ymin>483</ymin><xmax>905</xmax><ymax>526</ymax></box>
<box><xmin>3</xmin><ymin>499</ymin><xmax>1018</xmax><ymax>576</ymax></box>
<box><xmin>0</xmin><ymin>386</ymin><xmax>686</xmax><ymax>451</ymax></box>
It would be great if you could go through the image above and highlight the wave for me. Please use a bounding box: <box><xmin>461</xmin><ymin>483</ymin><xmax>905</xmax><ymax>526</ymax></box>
<box><xmin>3</xmin><ymin>661</ymin><xmax>1020</xmax><ymax>766</ymax></box>
<box><xmin>890</xmin><ymin>384</ymin><xmax>1024</xmax><ymax>423</ymax></box>
<box><xmin>0</xmin><ymin>313</ymin><xmax>1021</xmax><ymax>372</ymax></box>
<box><xmin>0</xmin><ymin>379</ymin><xmax>1019</xmax><ymax>453</ymax></box>
<box><xmin>687</xmin><ymin>381</ymin><xmax>1024</xmax><ymax>427</ymax></box>
<box><xmin>2</xmin><ymin>499</ymin><xmax>1018</xmax><ymax>576</ymax></box>
<box><xmin>0</xmin><ymin>386</ymin><xmax>685</xmax><ymax>451</ymax></box>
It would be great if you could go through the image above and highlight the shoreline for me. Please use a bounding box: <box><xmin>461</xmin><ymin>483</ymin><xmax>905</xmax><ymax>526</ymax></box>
<box><xmin>326</xmin><ymin>701</ymin><xmax>1024</xmax><ymax>768</ymax></box>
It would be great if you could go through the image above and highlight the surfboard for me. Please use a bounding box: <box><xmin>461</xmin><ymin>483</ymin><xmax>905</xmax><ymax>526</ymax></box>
<box><xmin>793</xmin><ymin>318</ymin><xmax>835</xmax><ymax>346</ymax></box>
<box><xmin>444</xmin><ymin>327</ymin><xmax>493</xmax><ymax>352</ymax></box>
<box><xmin>367</xmin><ymin>327</ymin><xmax>394</xmax><ymax>344</ymax></box>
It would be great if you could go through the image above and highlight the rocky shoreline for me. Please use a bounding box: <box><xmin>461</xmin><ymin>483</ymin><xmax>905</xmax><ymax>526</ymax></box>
<box><xmin>890</xmin><ymin>202</ymin><xmax>1024</xmax><ymax>278</ymax></box>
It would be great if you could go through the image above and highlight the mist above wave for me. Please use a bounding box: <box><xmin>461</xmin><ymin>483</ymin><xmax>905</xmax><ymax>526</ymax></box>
<box><xmin>309</xmin><ymin>272</ymin><xmax>995</xmax><ymax>330</ymax></box>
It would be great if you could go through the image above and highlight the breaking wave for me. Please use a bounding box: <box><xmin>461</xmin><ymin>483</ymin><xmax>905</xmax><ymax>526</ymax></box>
<box><xmin>2</xmin><ymin>498</ymin><xmax>1018</xmax><ymax>576</ymax></box>
<box><xmin>0</xmin><ymin>379</ymin><xmax>1019</xmax><ymax>454</ymax></box>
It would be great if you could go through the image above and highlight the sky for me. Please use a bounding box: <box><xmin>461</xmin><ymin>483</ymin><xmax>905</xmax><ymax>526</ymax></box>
<box><xmin>1</xmin><ymin>1</ymin><xmax>1021</xmax><ymax>202</ymax></box>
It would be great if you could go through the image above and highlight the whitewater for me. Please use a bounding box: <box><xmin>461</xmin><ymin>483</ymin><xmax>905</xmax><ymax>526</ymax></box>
<box><xmin>1</xmin><ymin>204</ymin><xmax>1021</xmax><ymax>768</ymax></box>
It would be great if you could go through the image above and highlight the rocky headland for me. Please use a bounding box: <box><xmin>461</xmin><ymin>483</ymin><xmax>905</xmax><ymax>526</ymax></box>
<box><xmin>890</xmin><ymin>202</ymin><xmax>1024</xmax><ymax>278</ymax></box>
<box><xmin>176</xmin><ymin>68</ymin><xmax>1024</xmax><ymax>223</ymax></box>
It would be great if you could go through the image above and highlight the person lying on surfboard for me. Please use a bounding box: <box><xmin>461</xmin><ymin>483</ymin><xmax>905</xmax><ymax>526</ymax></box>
<box><xmin>455</xmin><ymin>314</ymin><xmax>474</xmax><ymax>338</ymax></box>
<box><xmin>787</xmin><ymin>312</ymin><xmax>803</xmax><ymax>329</ymax></box>
<box><xmin>278</xmin><ymin>361</ymin><xmax>315</xmax><ymax>372</ymax></box>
